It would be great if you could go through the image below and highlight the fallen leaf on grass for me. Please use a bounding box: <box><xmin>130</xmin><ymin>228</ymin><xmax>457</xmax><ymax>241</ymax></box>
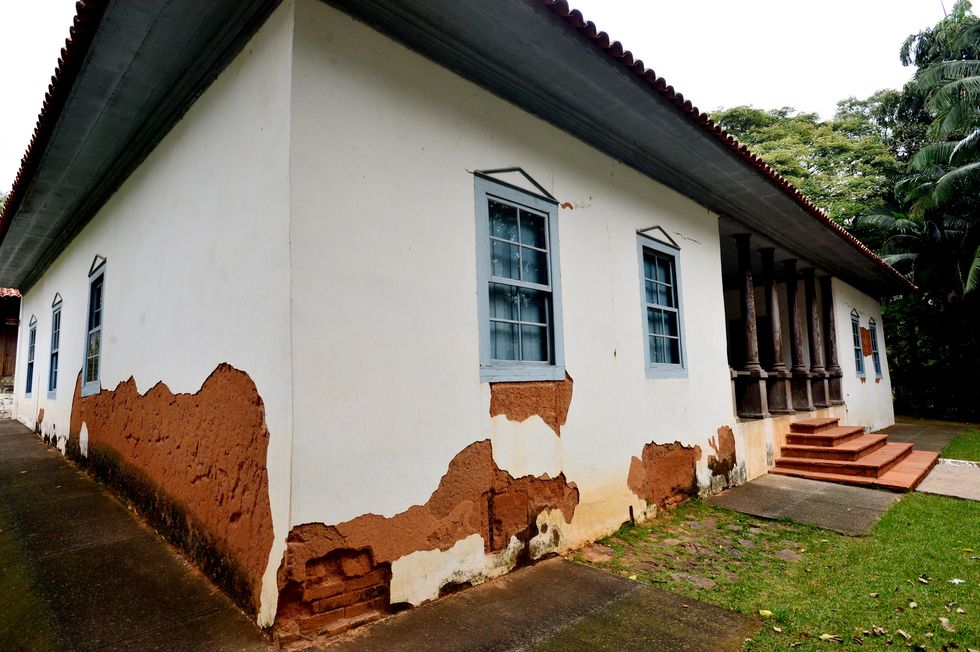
<box><xmin>871</xmin><ymin>626</ymin><xmax>887</xmax><ymax>636</ymax></box>
<box><xmin>772</xmin><ymin>626</ymin><xmax>782</xmax><ymax>633</ymax></box>
<box><xmin>627</xmin><ymin>574</ymin><xmax>637</xmax><ymax>580</ymax></box>
<box><xmin>759</xmin><ymin>609</ymin><xmax>773</xmax><ymax>617</ymax></box>
<box><xmin>818</xmin><ymin>633</ymin><xmax>843</xmax><ymax>642</ymax></box>
<box><xmin>924</xmin><ymin>633</ymin><xmax>933</xmax><ymax>638</ymax></box>
<box><xmin>918</xmin><ymin>575</ymin><xmax>929</xmax><ymax>584</ymax></box>
<box><xmin>957</xmin><ymin>607</ymin><xmax>966</xmax><ymax>614</ymax></box>
<box><xmin>869</xmin><ymin>592</ymin><xmax>879</xmax><ymax>598</ymax></box>
<box><xmin>909</xmin><ymin>601</ymin><xmax>917</xmax><ymax>609</ymax></box>
<box><xmin>851</xmin><ymin>635</ymin><xmax>863</xmax><ymax>645</ymax></box>
<box><xmin>949</xmin><ymin>578</ymin><xmax>966</xmax><ymax>584</ymax></box>
<box><xmin>896</xmin><ymin>629</ymin><xmax>911</xmax><ymax>641</ymax></box>
<box><xmin>939</xmin><ymin>617</ymin><xmax>955</xmax><ymax>632</ymax></box>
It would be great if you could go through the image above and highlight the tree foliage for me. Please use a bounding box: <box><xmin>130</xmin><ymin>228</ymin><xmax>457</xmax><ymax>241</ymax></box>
<box><xmin>712</xmin><ymin>106</ymin><xmax>899</xmax><ymax>223</ymax></box>
<box><xmin>713</xmin><ymin>1</ymin><xmax>980</xmax><ymax>419</ymax></box>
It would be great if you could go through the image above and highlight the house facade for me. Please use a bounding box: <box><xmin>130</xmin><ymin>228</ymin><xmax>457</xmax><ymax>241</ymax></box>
<box><xmin>0</xmin><ymin>0</ymin><xmax>911</xmax><ymax>642</ymax></box>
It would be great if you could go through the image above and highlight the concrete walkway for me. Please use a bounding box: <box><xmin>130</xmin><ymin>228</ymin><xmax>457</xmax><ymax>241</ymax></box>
<box><xmin>876</xmin><ymin>417</ymin><xmax>968</xmax><ymax>452</ymax></box>
<box><xmin>0</xmin><ymin>419</ymin><xmax>270</xmax><ymax>651</ymax></box>
<box><xmin>917</xmin><ymin>461</ymin><xmax>980</xmax><ymax>502</ymax></box>
<box><xmin>706</xmin><ymin>473</ymin><xmax>899</xmax><ymax>535</ymax></box>
<box><xmin>322</xmin><ymin>558</ymin><xmax>758</xmax><ymax>652</ymax></box>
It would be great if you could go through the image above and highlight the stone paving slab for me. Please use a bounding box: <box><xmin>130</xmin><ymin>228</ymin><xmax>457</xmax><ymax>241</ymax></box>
<box><xmin>323</xmin><ymin>558</ymin><xmax>758</xmax><ymax>652</ymax></box>
<box><xmin>707</xmin><ymin>473</ymin><xmax>899</xmax><ymax>535</ymax></box>
<box><xmin>917</xmin><ymin>462</ymin><xmax>980</xmax><ymax>501</ymax></box>
<box><xmin>875</xmin><ymin>418</ymin><xmax>969</xmax><ymax>452</ymax></box>
<box><xmin>0</xmin><ymin>419</ymin><xmax>270</xmax><ymax>651</ymax></box>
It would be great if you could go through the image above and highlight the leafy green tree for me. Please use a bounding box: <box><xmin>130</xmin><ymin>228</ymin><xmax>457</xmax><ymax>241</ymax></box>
<box><xmin>712</xmin><ymin>106</ymin><xmax>899</xmax><ymax>223</ymax></box>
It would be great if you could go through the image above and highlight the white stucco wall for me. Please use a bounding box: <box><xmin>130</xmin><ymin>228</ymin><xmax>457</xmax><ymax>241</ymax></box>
<box><xmin>832</xmin><ymin>278</ymin><xmax>895</xmax><ymax>431</ymax></box>
<box><xmin>287</xmin><ymin>0</ymin><xmax>737</xmax><ymax>605</ymax></box>
<box><xmin>12</xmin><ymin>2</ymin><xmax>296</xmax><ymax>626</ymax></box>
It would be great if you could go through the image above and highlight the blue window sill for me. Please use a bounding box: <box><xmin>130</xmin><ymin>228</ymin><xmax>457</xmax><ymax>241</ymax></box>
<box><xmin>80</xmin><ymin>382</ymin><xmax>101</xmax><ymax>398</ymax></box>
<box><xmin>481</xmin><ymin>365</ymin><xmax>566</xmax><ymax>383</ymax></box>
<box><xmin>645</xmin><ymin>365</ymin><xmax>688</xmax><ymax>379</ymax></box>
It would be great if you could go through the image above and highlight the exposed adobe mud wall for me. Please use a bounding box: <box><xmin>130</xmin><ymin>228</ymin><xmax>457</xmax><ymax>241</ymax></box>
<box><xmin>627</xmin><ymin>441</ymin><xmax>702</xmax><ymax>508</ymax></box>
<box><xmin>708</xmin><ymin>426</ymin><xmax>737</xmax><ymax>480</ymax></box>
<box><xmin>67</xmin><ymin>364</ymin><xmax>274</xmax><ymax>616</ymax></box>
<box><xmin>274</xmin><ymin>440</ymin><xmax>579</xmax><ymax>643</ymax></box>
<box><xmin>489</xmin><ymin>373</ymin><xmax>573</xmax><ymax>435</ymax></box>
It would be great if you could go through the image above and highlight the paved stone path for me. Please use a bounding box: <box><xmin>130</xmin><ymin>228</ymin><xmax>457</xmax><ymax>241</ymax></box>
<box><xmin>706</xmin><ymin>473</ymin><xmax>899</xmax><ymax>535</ymax></box>
<box><xmin>876</xmin><ymin>418</ymin><xmax>968</xmax><ymax>452</ymax></box>
<box><xmin>0</xmin><ymin>419</ymin><xmax>270</xmax><ymax>651</ymax></box>
<box><xmin>322</xmin><ymin>557</ymin><xmax>758</xmax><ymax>651</ymax></box>
<box><xmin>917</xmin><ymin>461</ymin><xmax>980</xmax><ymax>502</ymax></box>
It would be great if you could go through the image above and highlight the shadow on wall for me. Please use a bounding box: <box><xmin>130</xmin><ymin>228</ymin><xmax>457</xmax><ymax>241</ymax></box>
<box><xmin>65</xmin><ymin>364</ymin><xmax>275</xmax><ymax>617</ymax></box>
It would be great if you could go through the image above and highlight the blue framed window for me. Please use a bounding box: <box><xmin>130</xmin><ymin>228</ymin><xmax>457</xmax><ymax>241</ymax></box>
<box><xmin>637</xmin><ymin>233</ymin><xmax>687</xmax><ymax>378</ymax></box>
<box><xmin>48</xmin><ymin>294</ymin><xmax>62</xmax><ymax>398</ymax></box>
<box><xmin>82</xmin><ymin>258</ymin><xmax>106</xmax><ymax>397</ymax></box>
<box><xmin>850</xmin><ymin>309</ymin><xmax>864</xmax><ymax>377</ymax></box>
<box><xmin>475</xmin><ymin>174</ymin><xmax>564</xmax><ymax>382</ymax></box>
<box><xmin>25</xmin><ymin>316</ymin><xmax>37</xmax><ymax>397</ymax></box>
<box><xmin>869</xmin><ymin>317</ymin><xmax>882</xmax><ymax>378</ymax></box>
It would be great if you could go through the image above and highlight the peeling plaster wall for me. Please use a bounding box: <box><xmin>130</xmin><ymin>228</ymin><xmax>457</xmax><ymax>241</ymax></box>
<box><xmin>287</xmin><ymin>0</ymin><xmax>736</xmax><ymax>614</ymax></box>
<box><xmin>832</xmin><ymin>278</ymin><xmax>895</xmax><ymax>431</ymax></box>
<box><xmin>11</xmin><ymin>2</ymin><xmax>296</xmax><ymax>626</ymax></box>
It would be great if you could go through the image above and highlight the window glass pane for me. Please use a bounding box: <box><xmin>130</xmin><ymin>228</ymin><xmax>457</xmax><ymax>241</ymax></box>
<box><xmin>664</xmin><ymin>311</ymin><xmax>679</xmax><ymax>337</ymax></box>
<box><xmin>89</xmin><ymin>278</ymin><xmax>104</xmax><ymax>331</ymax></box>
<box><xmin>658</xmin><ymin>284</ymin><xmax>672</xmax><ymax>308</ymax></box>
<box><xmin>519</xmin><ymin>210</ymin><xmax>547</xmax><ymax>249</ymax></box>
<box><xmin>667</xmin><ymin>338</ymin><xmax>681</xmax><ymax>364</ymax></box>
<box><xmin>657</xmin><ymin>256</ymin><xmax>671</xmax><ymax>286</ymax></box>
<box><xmin>490</xmin><ymin>321</ymin><xmax>518</xmax><ymax>360</ymax></box>
<box><xmin>644</xmin><ymin>280</ymin><xmax>656</xmax><ymax>304</ymax></box>
<box><xmin>489</xmin><ymin>200</ymin><xmax>518</xmax><ymax>242</ymax></box>
<box><xmin>87</xmin><ymin>330</ymin><xmax>101</xmax><ymax>360</ymax></box>
<box><xmin>518</xmin><ymin>288</ymin><xmax>548</xmax><ymax>325</ymax></box>
<box><xmin>520</xmin><ymin>325</ymin><xmax>548</xmax><ymax>361</ymax></box>
<box><xmin>649</xmin><ymin>335</ymin><xmax>665</xmax><ymax>363</ymax></box>
<box><xmin>643</xmin><ymin>254</ymin><xmax>656</xmax><ymax>282</ymax></box>
<box><xmin>491</xmin><ymin>241</ymin><xmax>520</xmax><ymax>280</ymax></box>
<box><xmin>648</xmin><ymin>308</ymin><xmax>665</xmax><ymax>337</ymax></box>
<box><xmin>521</xmin><ymin>247</ymin><xmax>548</xmax><ymax>285</ymax></box>
<box><xmin>489</xmin><ymin>283</ymin><xmax>520</xmax><ymax>321</ymax></box>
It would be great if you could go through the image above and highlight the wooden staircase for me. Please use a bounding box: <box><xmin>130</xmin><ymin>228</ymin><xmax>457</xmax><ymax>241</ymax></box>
<box><xmin>771</xmin><ymin>418</ymin><xmax>939</xmax><ymax>491</ymax></box>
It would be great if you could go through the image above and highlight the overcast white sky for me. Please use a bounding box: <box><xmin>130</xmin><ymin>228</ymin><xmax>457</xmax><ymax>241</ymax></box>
<box><xmin>0</xmin><ymin>1</ymin><xmax>967</xmax><ymax>190</ymax></box>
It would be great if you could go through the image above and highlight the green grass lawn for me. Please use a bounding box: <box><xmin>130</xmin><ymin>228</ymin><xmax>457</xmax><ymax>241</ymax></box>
<box><xmin>573</xmin><ymin>495</ymin><xmax>979</xmax><ymax>650</ymax></box>
<box><xmin>942</xmin><ymin>429</ymin><xmax>980</xmax><ymax>462</ymax></box>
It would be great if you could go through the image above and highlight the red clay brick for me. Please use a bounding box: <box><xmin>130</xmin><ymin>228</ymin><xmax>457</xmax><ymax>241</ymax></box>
<box><xmin>344</xmin><ymin>568</ymin><xmax>387</xmax><ymax>591</ymax></box>
<box><xmin>340</xmin><ymin>551</ymin><xmax>374</xmax><ymax>577</ymax></box>
<box><xmin>297</xmin><ymin>608</ymin><xmax>345</xmax><ymax>633</ymax></box>
<box><xmin>303</xmin><ymin>579</ymin><xmax>345</xmax><ymax>602</ymax></box>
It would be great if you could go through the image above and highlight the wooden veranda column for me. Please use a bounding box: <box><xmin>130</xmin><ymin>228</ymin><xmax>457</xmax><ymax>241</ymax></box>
<box><xmin>784</xmin><ymin>259</ymin><xmax>814</xmax><ymax>411</ymax></box>
<box><xmin>761</xmin><ymin>249</ymin><xmax>793</xmax><ymax>414</ymax></box>
<box><xmin>733</xmin><ymin>235</ymin><xmax>769</xmax><ymax>419</ymax></box>
<box><xmin>804</xmin><ymin>268</ymin><xmax>831</xmax><ymax>407</ymax></box>
<box><xmin>821</xmin><ymin>276</ymin><xmax>844</xmax><ymax>404</ymax></box>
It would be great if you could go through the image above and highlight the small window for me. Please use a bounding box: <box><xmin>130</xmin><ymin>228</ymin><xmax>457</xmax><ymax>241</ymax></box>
<box><xmin>475</xmin><ymin>174</ymin><xmax>564</xmax><ymax>381</ymax></box>
<box><xmin>82</xmin><ymin>261</ymin><xmax>106</xmax><ymax>397</ymax></box>
<box><xmin>638</xmin><ymin>235</ymin><xmax>686</xmax><ymax>378</ymax></box>
<box><xmin>48</xmin><ymin>295</ymin><xmax>62</xmax><ymax>398</ymax></box>
<box><xmin>869</xmin><ymin>317</ymin><xmax>882</xmax><ymax>378</ymax></box>
<box><xmin>850</xmin><ymin>309</ymin><xmax>864</xmax><ymax>377</ymax></box>
<box><xmin>25</xmin><ymin>316</ymin><xmax>37</xmax><ymax>397</ymax></box>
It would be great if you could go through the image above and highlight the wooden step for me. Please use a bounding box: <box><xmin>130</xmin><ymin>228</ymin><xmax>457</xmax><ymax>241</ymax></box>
<box><xmin>790</xmin><ymin>417</ymin><xmax>840</xmax><ymax>434</ymax></box>
<box><xmin>781</xmin><ymin>434</ymin><xmax>888</xmax><ymax>461</ymax></box>
<box><xmin>774</xmin><ymin>442</ymin><xmax>913</xmax><ymax>478</ymax></box>
<box><xmin>786</xmin><ymin>425</ymin><xmax>865</xmax><ymax>447</ymax></box>
<box><xmin>875</xmin><ymin>451</ymin><xmax>940</xmax><ymax>491</ymax></box>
